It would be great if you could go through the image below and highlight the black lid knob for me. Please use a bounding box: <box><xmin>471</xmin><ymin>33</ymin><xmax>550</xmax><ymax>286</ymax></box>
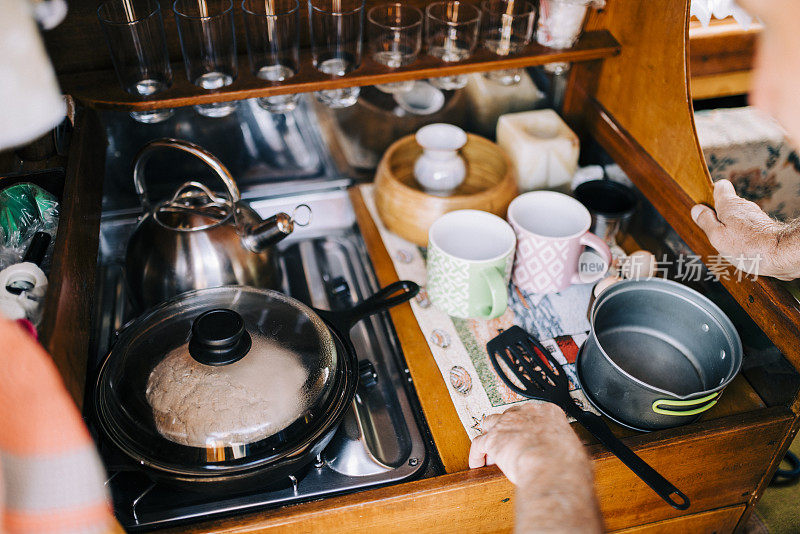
<box><xmin>189</xmin><ymin>309</ymin><xmax>252</xmax><ymax>366</ymax></box>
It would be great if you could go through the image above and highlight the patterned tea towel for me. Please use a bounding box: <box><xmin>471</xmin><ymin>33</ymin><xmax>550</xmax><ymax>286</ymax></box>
<box><xmin>360</xmin><ymin>185</ymin><xmax>599</xmax><ymax>439</ymax></box>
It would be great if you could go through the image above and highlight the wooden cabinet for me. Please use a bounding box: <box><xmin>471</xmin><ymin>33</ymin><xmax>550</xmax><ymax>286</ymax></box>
<box><xmin>38</xmin><ymin>0</ymin><xmax>800</xmax><ymax>532</ymax></box>
<box><xmin>690</xmin><ymin>17</ymin><xmax>761</xmax><ymax>100</ymax></box>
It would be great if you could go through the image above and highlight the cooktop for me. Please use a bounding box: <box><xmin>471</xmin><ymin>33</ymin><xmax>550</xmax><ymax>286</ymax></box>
<box><xmin>88</xmin><ymin>187</ymin><xmax>430</xmax><ymax>530</ymax></box>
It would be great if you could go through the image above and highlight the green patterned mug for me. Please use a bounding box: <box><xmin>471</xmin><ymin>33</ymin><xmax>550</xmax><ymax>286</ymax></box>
<box><xmin>427</xmin><ymin>210</ymin><xmax>516</xmax><ymax>319</ymax></box>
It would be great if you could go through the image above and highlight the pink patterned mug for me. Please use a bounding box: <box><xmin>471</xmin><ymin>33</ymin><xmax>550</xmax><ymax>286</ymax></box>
<box><xmin>508</xmin><ymin>191</ymin><xmax>612</xmax><ymax>294</ymax></box>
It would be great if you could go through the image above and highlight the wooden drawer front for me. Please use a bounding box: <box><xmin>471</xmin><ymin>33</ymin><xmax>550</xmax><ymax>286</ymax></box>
<box><xmin>167</xmin><ymin>408</ymin><xmax>790</xmax><ymax>534</ymax></box>
<box><xmin>161</xmin><ymin>468</ymin><xmax>517</xmax><ymax>534</ymax></box>
<box><xmin>690</xmin><ymin>19</ymin><xmax>760</xmax><ymax>79</ymax></box>
<box><xmin>594</xmin><ymin>409</ymin><xmax>789</xmax><ymax>531</ymax></box>
<box><xmin>611</xmin><ymin>505</ymin><xmax>744</xmax><ymax>534</ymax></box>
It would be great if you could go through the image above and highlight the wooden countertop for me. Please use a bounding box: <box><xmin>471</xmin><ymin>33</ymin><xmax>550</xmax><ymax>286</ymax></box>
<box><xmin>348</xmin><ymin>186</ymin><xmax>768</xmax><ymax>472</ymax></box>
<box><xmin>142</xmin><ymin>184</ymin><xmax>792</xmax><ymax>534</ymax></box>
<box><xmin>36</xmin><ymin>2</ymin><xmax>800</xmax><ymax>530</ymax></box>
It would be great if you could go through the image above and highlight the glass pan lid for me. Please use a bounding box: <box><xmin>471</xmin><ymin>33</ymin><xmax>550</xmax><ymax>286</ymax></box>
<box><xmin>96</xmin><ymin>286</ymin><xmax>340</xmax><ymax>470</ymax></box>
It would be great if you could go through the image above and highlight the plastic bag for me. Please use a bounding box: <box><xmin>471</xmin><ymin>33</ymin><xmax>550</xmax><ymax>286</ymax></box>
<box><xmin>0</xmin><ymin>183</ymin><xmax>59</xmax><ymax>271</ymax></box>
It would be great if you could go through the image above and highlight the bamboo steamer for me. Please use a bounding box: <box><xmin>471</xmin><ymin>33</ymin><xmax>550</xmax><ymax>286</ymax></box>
<box><xmin>374</xmin><ymin>133</ymin><xmax>518</xmax><ymax>247</ymax></box>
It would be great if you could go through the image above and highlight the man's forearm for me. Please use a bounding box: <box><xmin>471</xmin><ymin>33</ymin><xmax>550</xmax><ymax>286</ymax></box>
<box><xmin>513</xmin><ymin>452</ymin><xmax>604</xmax><ymax>534</ymax></box>
<box><xmin>772</xmin><ymin>220</ymin><xmax>800</xmax><ymax>280</ymax></box>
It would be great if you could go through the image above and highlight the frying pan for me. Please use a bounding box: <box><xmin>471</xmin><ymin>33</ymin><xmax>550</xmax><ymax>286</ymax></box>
<box><xmin>93</xmin><ymin>281</ymin><xmax>418</xmax><ymax>493</ymax></box>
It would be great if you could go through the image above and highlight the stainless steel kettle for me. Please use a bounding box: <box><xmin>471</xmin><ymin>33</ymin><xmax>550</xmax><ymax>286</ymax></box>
<box><xmin>125</xmin><ymin>138</ymin><xmax>310</xmax><ymax>310</ymax></box>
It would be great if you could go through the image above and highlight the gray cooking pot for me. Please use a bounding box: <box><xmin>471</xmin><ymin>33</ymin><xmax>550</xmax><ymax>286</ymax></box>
<box><xmin>577</xmin><ymin>278</ymin><xmax>742</xmax><ymax>431</ymax></box>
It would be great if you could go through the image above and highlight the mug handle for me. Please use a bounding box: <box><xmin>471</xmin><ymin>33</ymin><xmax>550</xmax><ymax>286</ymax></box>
<box><xmin>571</xmin><ymin>232</ymin><xmax>613</xmax><ymax>285</ymax></box>
<box><xmin>478</xmin><ymin>267</ymin><xmax>508</xmax><ymax>319</ymax></box>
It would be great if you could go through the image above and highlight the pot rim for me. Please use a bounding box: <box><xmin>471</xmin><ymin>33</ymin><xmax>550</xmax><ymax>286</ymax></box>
<box><xmin>573</xmin><ymin>179</ymin><xmax>638</xmax><ymax>219</ymax></box>
<box><xmin>93</xmin><ymin>286</ymin><xmax>359</xmax><ymax>478</ymax></box>
<box><xmin>587</xmin><ymin>278</ymin><xmax>743</xmax><ymax>400</ymax></box>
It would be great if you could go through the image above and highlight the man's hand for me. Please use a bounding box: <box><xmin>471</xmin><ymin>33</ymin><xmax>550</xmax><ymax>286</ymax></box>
<box><xmin>469</xmin><ymin>403</ymin><xmax>588</xmax><ymax>484</ymax></box>
<box><xmin>691</xmin><ymin>180</ymin><xmax>800</xmax><ymax>280</ymax></box>
<box><xmin>469</xmin><ymin>403</ymin><xmax>603</xmax><ymax>534</ymax></box>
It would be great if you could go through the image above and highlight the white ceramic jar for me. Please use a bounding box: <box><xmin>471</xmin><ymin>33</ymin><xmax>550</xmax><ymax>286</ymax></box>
<box><xmin>413</xmin><ymin>123</ymin><xmax>468</xmax><ymax>196</ymax></box>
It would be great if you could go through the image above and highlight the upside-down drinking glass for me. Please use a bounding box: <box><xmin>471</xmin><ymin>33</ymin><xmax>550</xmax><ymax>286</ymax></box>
<box><xmin>481</xmin><ymin>0</ymin><xmax>535</xmax><ymax>85</ymax></box>
<box><xmin>98</xmin><ymin>0</ymin><xmax>175</xmax><ymax>123</ymax></box>
<box><xmin>242</xmin><ymin>0</ymin><xmax>301</xmax><ymax>112</ymax></box>
<box><xmin>308</xmin><ymin>0</ymin><xmax>365</xmax><ymax>108</ymax></box>
<box><xmin>368</xmin><ymin>3</ymin><xmax>423</xmax><ymax>93</ymax></box>
<box><xmin>425</xmin><ymin>0</ymin><xmax>481</xmax><ymax>90</ymax></box>
<box><xmin>174</xmin><ymin>0</ymin><xmax>239</xmax><ymax>117</ymax></box>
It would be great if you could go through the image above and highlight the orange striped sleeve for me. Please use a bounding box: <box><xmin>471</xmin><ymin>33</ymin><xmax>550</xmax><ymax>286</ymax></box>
<box><xmin>0</xmin><ymin>318</ymin><xmax>93</xmax><ymax>456</ymax></box>
<box><xmin>4</xmin><ymin>502</ymin><xmax>114</xmax><ymax>534</ymax></box>
<box><xmin>0</xmin><ymin>317</ymin><xmax>114</xmax><ymax>533</ymax></box>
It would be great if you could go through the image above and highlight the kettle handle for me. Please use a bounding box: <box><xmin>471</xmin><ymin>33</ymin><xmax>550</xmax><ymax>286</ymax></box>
<box><xmin>132</xmin><ymin>138</ymin><xmax>241</xmax><ymax>212</ymax></box>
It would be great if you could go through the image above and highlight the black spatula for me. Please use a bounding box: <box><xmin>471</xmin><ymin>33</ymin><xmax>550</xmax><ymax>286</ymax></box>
<box><xmin>487</xmin><ymin>326</ymin><xmax>690</xmax><ymax>511</ymax></box>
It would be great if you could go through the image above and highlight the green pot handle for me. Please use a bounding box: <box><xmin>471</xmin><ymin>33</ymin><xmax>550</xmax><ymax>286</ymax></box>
<box><xmin>652</xmin><ymin>391</ymin><xmax>721</xmax><ymax>416</ymax></box>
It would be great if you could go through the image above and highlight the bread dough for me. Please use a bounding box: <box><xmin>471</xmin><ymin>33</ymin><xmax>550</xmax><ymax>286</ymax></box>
<box><xmin>146</xmin><ymin>335</ymin><xmax>311</xmax><ymax>448</ymax></box>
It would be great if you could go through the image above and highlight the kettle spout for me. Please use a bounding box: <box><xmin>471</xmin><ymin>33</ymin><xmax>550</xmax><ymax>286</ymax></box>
<box><xmin>241</xmin><ymin>212</ymin><xmax>294</xmax><ymax>253</ymax></box>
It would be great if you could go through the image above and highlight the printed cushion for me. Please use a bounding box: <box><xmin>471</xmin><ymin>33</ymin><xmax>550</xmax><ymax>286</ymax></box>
<box><xmin>695</xmin><ymin>106</ymin><xmax>800</xmax><ymax>221</ymax></box>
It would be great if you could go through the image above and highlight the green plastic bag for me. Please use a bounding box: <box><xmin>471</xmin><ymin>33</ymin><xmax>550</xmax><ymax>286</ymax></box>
<box><xmin>0</xmin><ymin>183</ymin><xmax>59</xmax><ymax>265</ymax></box>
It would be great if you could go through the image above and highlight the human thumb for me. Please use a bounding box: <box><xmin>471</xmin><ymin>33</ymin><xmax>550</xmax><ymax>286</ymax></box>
<box><xmin>691</xmin><ymin>204</ymin><xmax>724</xmax><ymax>236</ymax></box>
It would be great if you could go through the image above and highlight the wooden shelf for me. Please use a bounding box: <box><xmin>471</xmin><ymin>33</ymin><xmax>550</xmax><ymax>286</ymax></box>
<box><xmin>59</xmin><ymin>30</ymin><xmax>619</xmax><ymax>112</ymax></box>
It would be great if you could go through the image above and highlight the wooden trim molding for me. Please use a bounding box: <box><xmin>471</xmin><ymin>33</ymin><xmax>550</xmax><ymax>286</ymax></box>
<box><xmin>689</xmin><ymin>17</ymin><xmax>761</xmax><ymax>79</ymax></box>
<box><xmin>350</xmin><ymin>188</ymin><xmax>472</xmax><ymax>473</ymax></box>
<box><xmin>689</xmin><ymin>16</ymin><xmax>759</xmax><ymax>99</ymax></box>
<box><xmin>736</xmin><ymin>415</ymin><xmax>800</xmax><ymax>531</ymax></box>
<box><xmin>690</xmin><ymin>70</ymin><xmax>752</xmax><ymax>100</ymax></box>
<box><xmin>611</xmin><ymin>504</ymin><xmax>744</xmax><ymax>534</ymax></box>
<box><xmin>38</xmin><ymin>108</ymin><xmax>106</xmax><ymax>408</ymax></box>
